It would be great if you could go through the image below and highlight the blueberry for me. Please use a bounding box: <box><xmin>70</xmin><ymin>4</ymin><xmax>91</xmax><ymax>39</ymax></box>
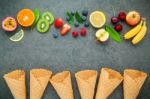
<box><xmin>74</xmin><ymin>22</ymin><xmax>79</xmax><ymax>27</ymax></box>
<box><xmin>84</xmin><ymin>22</ymin><xmax>90</xmax><ymax>28</ymax></box>
<box><xmin>66</xmin><ymin>16</ymin><xmax>70</xmax><ymax>21</ymax></box>
<box><xmin>52</xmin><ymin>33</ymin><xmax>58</xmax><ymax>38</ymax></box>
<box><xmin>82</xmin><ymin>10</ymin><xmax>88</xmax><ymax>16</ymax></box>
<box><xmin>71</xmin><ymin>11</ymin><xmax>75</xmax><ymax>16</ymax></box>
<box><xmin>82</xmin><ymin>16</ymin><xmax>87</xmax><ymax>21</ymax></box>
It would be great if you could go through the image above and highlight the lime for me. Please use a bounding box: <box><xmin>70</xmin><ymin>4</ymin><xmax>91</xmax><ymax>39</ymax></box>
<box><xmin>9</xmin><ymin>29</ymin><xmax>24</xmax><ymax>42</ymax></box>
<box><xmin>89</xmin><ymin>11</ymin><xmax>106</xmax><ymax>28</ymax></box>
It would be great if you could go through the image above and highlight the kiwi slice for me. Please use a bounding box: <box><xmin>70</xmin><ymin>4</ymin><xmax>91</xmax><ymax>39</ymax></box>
<box><xmin>42</xmin><ymin>11</ymin><xmax>54</xmax><ymax>25</ymax></box>
<box><xmin>37</xmin><ymin>19</ymin><xmax>49</xmax><ymax>33</ymax></box>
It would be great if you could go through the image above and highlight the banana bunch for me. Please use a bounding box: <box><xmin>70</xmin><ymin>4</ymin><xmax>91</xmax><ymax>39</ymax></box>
<box><xmin>124</xmin><ymin>19</ymin><xmax>147</xmax><ymax>45</ymax></box>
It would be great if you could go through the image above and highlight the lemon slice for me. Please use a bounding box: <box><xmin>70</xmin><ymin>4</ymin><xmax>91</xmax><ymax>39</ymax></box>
<box><xmin>89</xmin><ymin>11</ymin><xmax>106</xmax><ymax>28</ymax></box>
<box><xmin>9</xmin><ymin>29</ymin><xmax>24</xmax><ymax>42</ymax></box>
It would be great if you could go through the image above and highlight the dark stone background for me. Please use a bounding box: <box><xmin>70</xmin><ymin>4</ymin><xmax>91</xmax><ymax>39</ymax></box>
<box><xmin>0</xmin><ymin>0</ymin><xmax>150</xmax><ymax>99</ymax></box>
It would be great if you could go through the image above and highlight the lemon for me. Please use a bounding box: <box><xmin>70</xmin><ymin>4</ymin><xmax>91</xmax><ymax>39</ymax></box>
<box><xmin>9</xmin><ymin>29</ymin><xmax>24</xmax><ymax>42</ymax></box>
<box><xmin>89</xmin><ymin>11</ymin><xmax>106</xmax><ymax>28</ymax></box>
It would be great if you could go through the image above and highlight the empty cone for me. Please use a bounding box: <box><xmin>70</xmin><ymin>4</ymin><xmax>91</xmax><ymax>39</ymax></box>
<box><xmin>50</xmin><ymin>71</ymin><xmax>74</xmax><ymax>99</ymax></box>
<box><xmin>75</xmin><ymin>70</ymin><xmax>97</xmax><ymax>99</ymax></box>
<box><xmin>3</xmin><ymin>70</ymin><xmax>26</xmax><ymax>99</ymax></box>
<box><xmin>95</xmin><ymin>68</ymin><xmax>123</xmax><ymax>99</ymax></box>
<box><xmin>30</xmin><ymin>69</ymin><xmax>52</xmax><ymax>99</ymax></box>
<box><xmin>124</xmin><ymin>69</ymin><xmax>147</xmax><ymax>99</ymax></box>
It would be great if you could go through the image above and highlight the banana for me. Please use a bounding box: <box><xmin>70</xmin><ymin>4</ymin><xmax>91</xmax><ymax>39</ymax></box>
<box><xmin>124</xmin><ymin>20</ymin><xmax>143</xmax><ymax>39</ymax></box>
<box><xmin>132</xmin><ymin>21</ymin><xmax>147</xmax><ymax>45</ymax></box>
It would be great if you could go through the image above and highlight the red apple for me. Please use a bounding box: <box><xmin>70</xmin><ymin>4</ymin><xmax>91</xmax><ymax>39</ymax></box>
<box><xmin>126</xmin><ymin>11</ymin><xmax>141</xmax><ymax>26</ymax></box>
<box><xmin>54</xmin><ymin>18</ymin><xmax>63</xmax><ymax>28</ymax></box>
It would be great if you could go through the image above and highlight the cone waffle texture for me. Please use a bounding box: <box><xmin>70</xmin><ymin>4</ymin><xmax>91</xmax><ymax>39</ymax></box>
<box><xmin>75</xmin><ymin>70</ymin><xmax>97</xmax><ymax>99</ymax></box>
<box><xmin>95</xmin><ymin>68</ymin><xmax>123</xmax><ymax>99</ymax></box>
<box><xmin>124</xmin><ymin>69</ymin><xmax>147</xmax><ymax>99</ymax></box>
<box><xmin>50</xmin><ymin>71</ymin><xmax>74</xmax><ymax>99</ymax></box>
<box><xmin>3</xmin><ymin>70</ymin><xmax>26</xmax><ymax>99</ymax></box>
<box><xmin>30</xmin><ymin>69</ymin><xmax>52</xmax><ymax>99</ymax></box>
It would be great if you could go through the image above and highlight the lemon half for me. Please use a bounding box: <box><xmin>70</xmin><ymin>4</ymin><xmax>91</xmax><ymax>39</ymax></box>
<box><xmin>9</xmin><ymin>29</ymin><xmax>24</xmax><ymax>42</ymax></box>
<box><xmin>89</xmin><ymin>11</ymin><xmax>106</xmax><ymax>28</ymax></box>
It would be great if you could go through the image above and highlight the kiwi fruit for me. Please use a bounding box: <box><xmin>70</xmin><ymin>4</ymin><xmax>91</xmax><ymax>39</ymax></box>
<box><xmin>37</xmin><ymin>19</ymin><xmax>49</xmax><ymax>33</ymax></box>
<box><xmin>42</xmin><ymin>11</ymin><xmax>54</xmax><ymax>25</ymax></box>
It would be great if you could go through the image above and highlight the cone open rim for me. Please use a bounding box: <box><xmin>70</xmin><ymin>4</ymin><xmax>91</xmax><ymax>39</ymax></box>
<box><xmin>31</xmin><ymin>69</ymin><xmax>52</xmax><ymax>78</ymax></box>
<box><xmin>50</xmin><ymin>71</ymin><xmax>70</xmax><ymax>82</ymax></box>
<box><xmin>102</xmin><ymin>68</ymin><xmax>123</xmax><ymax>80</ymax></box>
<box><xmin>4</xmin><ymin>70</ymin><xmax>25</xmax><ymax>80</ymax></box>
<box><xmin>75</xmin><ymin>70</ymin><xmax>97</xmax><ymax>80</ymax></box>
<box><xmin>124</xmin><ymin>69</ymin><xmax>147</xmax><ymax>79</ymax></box>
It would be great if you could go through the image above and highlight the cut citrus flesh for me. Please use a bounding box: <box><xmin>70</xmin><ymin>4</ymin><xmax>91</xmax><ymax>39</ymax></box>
<box><xmin>17</xmin><ymin>9</ymin><xmax>35</xmax><ymax>27</ymax></box>
<box><xmin>9</xmin><ymin>29</ymin><xmax>24</xmax><ymax>42</ymax></box>
<box><xmin>89</xmin><ymin>11</ymin><xmax>106</xmax><ymax>28</ymax></box>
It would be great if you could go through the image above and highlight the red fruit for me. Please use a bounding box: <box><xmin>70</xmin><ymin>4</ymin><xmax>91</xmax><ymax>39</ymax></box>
<box><xmin>80</xmin><ymin>27</ymin><xmax>87</xmax><ymax>36</ymax></box>
<box><xmin>114</xmin><ymin>24</ymin><xmax>122</xmax><ymax>32</ymax></box>
<box><xmin>60</xmin><ymin>24</ymin><xmax>71</xmax><ymax>36</ymax></box>
<box><xmin>54</xmin><ymin>18</ymin><xmax>63</xmax><ymax>28</ymax></box>
<box><xmin>111</xmin><ymin>17</ymin><xmax>119</xmax><ymax>24</ymax></box>
<box><xmin>72</xmin><ymin>31</ymin><xmax>79</xmax><ymax>38</ymax></box>
<box><xmin>118</xmin><ymin>12</ymin><xmax>126</xmax><ymax>21</ymax></box>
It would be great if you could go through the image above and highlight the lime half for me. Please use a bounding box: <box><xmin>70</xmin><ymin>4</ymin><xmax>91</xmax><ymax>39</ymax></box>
<box><xmin>9</xmin><ymin>29</ymin><xmax>24</xmax><ymax>42</ymax></box>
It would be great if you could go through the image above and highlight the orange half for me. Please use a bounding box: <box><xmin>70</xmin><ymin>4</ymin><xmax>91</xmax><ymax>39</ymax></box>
<box><xmin>17</xmin><ymin>8</ymin><xmax>35</xmax><ymax>27</ymax></box>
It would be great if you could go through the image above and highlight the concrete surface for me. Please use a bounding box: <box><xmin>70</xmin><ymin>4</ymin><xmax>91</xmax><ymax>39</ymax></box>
<box><xmin>0</xmin><ymin>0</ymin><xmax>150</xmax><ymax>99</ymax></box>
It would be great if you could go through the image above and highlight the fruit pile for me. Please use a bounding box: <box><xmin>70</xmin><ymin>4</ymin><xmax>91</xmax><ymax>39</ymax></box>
<box><xmin>65</xmin><ymin>10</ymin><xmax>90</xmax><ymax>38</ymax></box>
<box><xmin>1</xmin><ymin>7</ymin><xmax>148</xmax><ymax>45</ymax></box>
<box><xmin>89</xmin><ymin>10</ymin><xmax>147</xmax><ymax>45</ymax></box>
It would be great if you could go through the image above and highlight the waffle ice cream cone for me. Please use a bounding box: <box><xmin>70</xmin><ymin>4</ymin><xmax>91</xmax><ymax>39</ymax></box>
<box><xmin>50</xmin><ymin>71</ymin><xmax>74</xmax><ymax>99</ymax></box>
<box><xmin>124</xmin><ymin>69</ymin><xmax>147</xmax><ymax>99</ymax></box>
<box><xmin>75</xmin><ymin>70</ymin><xmax>97</xmax><ymax>99</ymax></box>
<box><xmin>95</xmin><ymin>68</ymin><xmax>123</xmax><ymax>99</ymax></box>
<box><xmin>30</xmin><ymin>69</ymin><xmax>52</xmax><ymax>99</ymax></box>
<box><xmin>3</xmin><ymin>70</ymin><xmax>26</xmax><ymax>99</ymax></box>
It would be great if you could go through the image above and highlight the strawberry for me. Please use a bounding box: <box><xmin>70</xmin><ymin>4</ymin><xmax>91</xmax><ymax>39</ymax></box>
<box><xmin>54</xmin><ymin>18</ymin><xmax>63</xmax><ymax>28</ymax></box>
<box><xmin>60</xmin><ymin>24</ymin><xmax>71</xmax><ymax>36</ymax></box>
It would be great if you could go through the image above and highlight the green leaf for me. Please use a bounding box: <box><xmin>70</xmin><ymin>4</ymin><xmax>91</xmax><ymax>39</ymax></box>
<box><xmin>66</xmin><ymin>11</ymin><xmax>74</xmax><ymax>25</ymax></box>
<box><xmin>105</xmin><ymin>25</ymin><xmax>122</xmax><ymax>43</ymax></box>
<box><xmin>75</xmin><ymin>11</ymin><xmax>83</xmax><ymax>23</ymax></box>
<box><xmin>31</xmin><ymin>8</ymin><xmax>40</xmax><ymax>30</ymax></box>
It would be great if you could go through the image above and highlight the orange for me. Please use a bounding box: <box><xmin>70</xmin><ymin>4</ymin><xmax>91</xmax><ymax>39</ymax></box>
<box><xmin>17</xmin><ymin>8</ymin><xmax>35</xmax><ymax>27</ymax></box>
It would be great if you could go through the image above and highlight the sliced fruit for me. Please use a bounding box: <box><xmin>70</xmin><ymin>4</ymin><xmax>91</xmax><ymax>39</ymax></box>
<box><xmin>95</xmin><ymin>28</ymin><xmax>109</xmax><ymax>42</ymax></box>
<box><xmin>42</xmin><ymin>11</ymin><xmax>54</xmax><ymax>25</ymax></box>
<box><xmin>89</xmin><ymin>11</ymin><xmax>106</xmax><ymax>28</ymax></box>
<box><xmin>9</xmin><ymin>29</ymin><xmax>24</xmax><ymax>42</ymax></box>
<box><xmin>17</xmin><ymin>9</ymin><xmax>35</xmax><ymax>27</ymax></box>
<box><xmin>54</xmin><ymin>18</ymin><xmax>63</xmax><ymax>28</ymax></box>
<box><xmin>2</xmin><ymin>17</ymin><xmax>17</xmax><ymax>32</ymax></box>
<box><xmin>126</xmin><ymin>11</ymin><xmax>141</xmax><ymax>26</ymax></box>
<box><xmin>132</xmin><ymin>21</ymin><xmax>147</xmax><ymax>45</ymax></box>
<box><xmin>37</xmin><ymin>19</ymin><xmax>49</xmax><ymax>33</ymax></box>
<box><xmin>60</xmin><ymin>24</ymin><xmax>71</xmax><ymax>36</ymax></box>
<box><xmin>124</xmin><ymin>20</ymin><xmax>143</xmax><ymax>39</ymax></box>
